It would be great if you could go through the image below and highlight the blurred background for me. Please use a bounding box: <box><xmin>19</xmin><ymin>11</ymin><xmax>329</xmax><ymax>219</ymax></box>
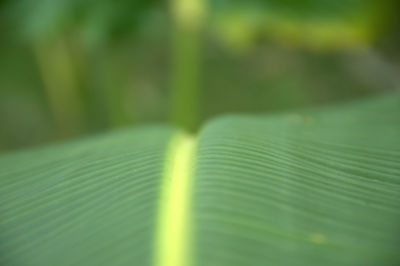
<box><xmin>0</xmin><ymin>0</ymin><xmax>399</xmax><ymax>152</ymax></box>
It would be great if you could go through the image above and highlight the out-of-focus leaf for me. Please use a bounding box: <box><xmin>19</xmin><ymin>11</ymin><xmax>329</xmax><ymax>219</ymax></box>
<box><xmin>211</xmin><ymin>0</ymin><xmax>398</xmax><ymax>50</ymax></box>
<box><xmin>5</xmin><ymin>0</ymin><xmax>160</xmax><ymax>44</ymax></box>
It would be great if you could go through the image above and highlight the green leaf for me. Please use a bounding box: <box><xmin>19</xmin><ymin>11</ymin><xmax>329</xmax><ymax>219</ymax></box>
<box><xmin>5</xmin><ymin>0</ymin><xmax>160</xmax><ymax>43</ymax></box>
<box><xmin>193</xmin><ymin>93</ymin><xmax>400</xmax><ymax>265</ymax></box>
<box><xmin>211</xmin><ymin>0</ymin><xmax>398</xmax><ymax>50</ymax></box>
<box><xmin>1</xmin><ymin>93</ymin><xmax>400</xmax><ymax>265</ymax></box>
<box><xmin>0</xmin><ymin>126</ymin><xmax>178</xmax><ymax>265</ymax></box>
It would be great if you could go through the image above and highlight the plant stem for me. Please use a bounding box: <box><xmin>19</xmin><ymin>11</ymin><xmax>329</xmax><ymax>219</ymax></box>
<box><xmin>33</xmin><ymin>36</ymin><xmax>84</xmax><ymax>138</ymax></box>
<box><xmin>169</xmin><ymin>0</ymin><xmax>206</xmax><ymax>132</ymax></box>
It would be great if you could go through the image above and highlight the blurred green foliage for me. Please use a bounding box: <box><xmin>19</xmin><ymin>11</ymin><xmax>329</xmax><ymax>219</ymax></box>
<box><xmin>211</xmin><ymin>0</ymin><xmax>398</xmax><ymax>50</ymax></box>
<box><xmin>0</xmin><ymin>0</ymin><xmax>399</xmax><ymax>151</ymax></box>
<box><xmin>6</xmin><ymin>0</ymin><xmax>160</xmax><ymax>44</ymax></box>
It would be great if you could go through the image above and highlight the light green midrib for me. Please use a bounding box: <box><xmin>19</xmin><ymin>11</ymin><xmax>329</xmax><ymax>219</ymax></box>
<box><xmin>156</xmin><ymin>132</ymin><xmax>197</xmax><ymax>266</ymax></box>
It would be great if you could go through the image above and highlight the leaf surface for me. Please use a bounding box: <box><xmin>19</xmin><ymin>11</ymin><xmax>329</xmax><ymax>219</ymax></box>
<box><xmin>1</xmin><ymin>94</ymin><xmax>400</xmax><ymax>265</ymax></box>
<box><xmin>193</xmin><ymin>94</ymin><xmax>400</xmax><ymax>265</ymax></box>
<box><xmin>0</xmin><ymin>126</ymin><xmax>178</xmax><ymax>265</ymax></box>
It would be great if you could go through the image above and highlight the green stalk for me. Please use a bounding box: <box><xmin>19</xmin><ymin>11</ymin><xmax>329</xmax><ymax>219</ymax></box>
<box><xmin>169</xmin><ymin>0</ymin><xmax>206</xmax><ymax>132</ymax></box>
<box><xmin>33</xmin><ymin>36</ymin><xmax>84</xmax><ymax>138</ymax></box>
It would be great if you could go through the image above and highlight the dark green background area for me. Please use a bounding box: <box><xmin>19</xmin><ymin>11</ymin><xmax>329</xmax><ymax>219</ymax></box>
<box><xmin>0</xmin><ymin>0</ymin><xmax>399</xmax><ymax>151</ymax></box>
